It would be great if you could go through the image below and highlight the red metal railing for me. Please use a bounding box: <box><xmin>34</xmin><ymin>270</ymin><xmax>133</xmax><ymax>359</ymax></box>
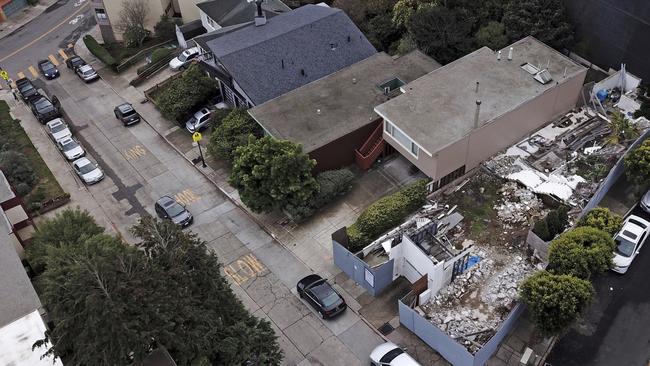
<box><xmin>355</xmin><ymin>123</ymin><xmax>386</xmax><ymax>170</ymax></box>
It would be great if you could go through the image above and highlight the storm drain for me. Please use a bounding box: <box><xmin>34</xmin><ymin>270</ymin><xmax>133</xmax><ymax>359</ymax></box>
<box><xmin>378</xmin><ymin>322</ymin><xmax>394</xmax><ymax>336</ymax></box>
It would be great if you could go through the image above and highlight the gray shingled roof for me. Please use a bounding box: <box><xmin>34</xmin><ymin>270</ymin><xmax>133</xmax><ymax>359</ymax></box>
<box><xmin>0</xmin><ymin>211</ymin><xmax>41</xmax><ymax>327</ymax></box>
<box><xmin>196</xmin><ymin>0</ymin><xmax>290</xmax><ymax>27</ymax></box>
<box><xmin>206</xmin><ymin>4</ymin><xmax>377</xmax><ymax>105</ymax></box>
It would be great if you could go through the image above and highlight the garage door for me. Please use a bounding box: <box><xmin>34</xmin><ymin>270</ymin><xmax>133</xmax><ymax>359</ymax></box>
<box><xmin>2</xmin><ymin>0</ymin><xmax>28</xmax><ymax>18</ymax></box>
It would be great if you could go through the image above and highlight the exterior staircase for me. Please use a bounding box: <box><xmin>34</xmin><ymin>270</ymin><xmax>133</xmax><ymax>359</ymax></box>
<box><xmin>355</xmin><ymin>122</ymin><xmax>386</xmax><ymax>170</ymax></box>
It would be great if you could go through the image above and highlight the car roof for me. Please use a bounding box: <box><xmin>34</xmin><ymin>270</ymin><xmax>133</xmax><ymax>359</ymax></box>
<box><xmin>117</xmin><ymin>103</ymin><xmax>133</xmax><ymax>113</ymax></box>
<box><xmin>79</xmin><ymin>64</ymin><xmax>93</xmax><ymax>71</ymax></box>
<box><xmin>73</xmin><ymin>157</ymin><xmax>91</xmax><ymax>166</ymax></box>
<box><xmin>46</xmin><ymin>118</ymin><xmax>64</xmax><ymax>126</ymax></box>
<box><xmin>618</xmin><ymin>215</ymin><xmax>650</xmax><ymax>242</ymax></box>
<box><xmin>183</xmin><ymin>47</ymin><xmax>200</xmax><ymax>56</ymax></box>
<box><xmin>370</xmin><ymin>342</ymin><xmax>421</xmax><ymax>366</ymax></box>
<box><xmin>194</xmin><ymin>108</ymin><xmax>210</xmax><ymax>117</ymax></box>
<box><xmin>38</xmin><ymin>60</ymin><xmax>53</xmax><ymax>66</ymax></box>
<box><xmin>299</xmin><ymin>274</ymin><xmax>323</xmax><ymax>287</ymax></box>
<box><xmin>156</xmin><ymin>195</ymin><xmax>175</xmax><ymax>205</ymax></box>
<box><xmin>59</xmin><ymin>136</ymin><xmax>75</xmax><ymax>143</ymax></box>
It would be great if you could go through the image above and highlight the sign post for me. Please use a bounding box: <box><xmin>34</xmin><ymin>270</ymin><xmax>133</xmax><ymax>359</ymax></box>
<box><xmin>192</xmin><ymin>132</ymin><xmax>207</xmax><ymax>168</ymax></box>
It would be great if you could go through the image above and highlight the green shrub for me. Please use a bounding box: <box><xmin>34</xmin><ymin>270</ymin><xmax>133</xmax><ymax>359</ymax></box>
<box><xmin>156</xmin><ymin>64</ymin><xmax>218</xmax><ymax>121</ymax></box>
<box><xmin>533</xmin><ymin>219</ymin><xmax>551</xmax><ymax>241</ymax></box>
<box><xmin>547</xmin><ymin>226</ymin><xmax>615</xmax><ymax>279</ymax></box>
<box><xmin>348</xmin><ymin>179</ymin><xmax>428</xmax><ymax>251</ymax></box>
<box><xmin>123</xmin><ymin>25</ymin><xmax>149</xmax><ymax>48</ymax></box>
<box><xmin>0</xmin><ymin>150</ymin><xmax>37</xmax><ymax>195</ymax></box>
<box><xmin>83</xmin><ymin>35</ymin><xmax>117</xmax><ymax>68</ymax></box>
<box><xmin>207</xmin><ymin>109</ymin><xmax>260</xmax><ymax>162</ymax></box>
<box><xmin>284</xmin><ymin>168</ymin><xmax>356</xmax><ymax>221</ymax></box>
<box><xmin>208</xmin><ymin>108</ymin><xmax>232</xmax><ymax>129</ymax></box>
<box><xmin>150</xmin><ymin>47</ymin><xmax>173</xmax><ymax>64</ymax></box>
<box><xmin>532</xmin><ymin>207</ymin><xmax>570</xmax><ymax>241</ymax></box>
<box><xmin>624</xmin><ymin>139</ymin><xmax>650</xmax><ymax>188</ymax></box>
<box><xmin>546</xmin><ymin>211</ymin><xmax>562</xmax><ymax>238</ymax></box>
<box><xmin>577</xmin><ymin>207</ymin><xmax>623</xmax><ymax>236</ymax></box>
<box><xmin>154</xmin><ymin>15</ymin><xmax>178</xmax><ymax>40</ymax></box>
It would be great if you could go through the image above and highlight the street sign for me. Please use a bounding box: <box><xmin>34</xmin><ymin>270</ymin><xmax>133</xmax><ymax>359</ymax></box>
<box><xmin>192</xmin><ymin>132</ymin><xmax>202</xmax><ymax>142</ymax></box>
<box><xmin>0</xmin><ymin>70</ymin><xmax>8</xmax><ymax>81</ymax></box>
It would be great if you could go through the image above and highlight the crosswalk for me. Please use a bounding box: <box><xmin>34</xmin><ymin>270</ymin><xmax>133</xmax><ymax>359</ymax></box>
<box><xmin>1</xmin><ymin>45</ymin><xmax>74</xmax><ymax>89</ymax></box>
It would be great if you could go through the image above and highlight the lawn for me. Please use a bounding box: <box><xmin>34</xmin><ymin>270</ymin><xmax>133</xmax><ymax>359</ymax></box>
<box><xmin>0</xmin><ymin>101</ymin><xmax>67</xmax><ymax>213</ymax></box>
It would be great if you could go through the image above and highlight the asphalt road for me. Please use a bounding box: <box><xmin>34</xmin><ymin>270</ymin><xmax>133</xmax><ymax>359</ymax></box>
<box><xmin>547</xmin><ymin>205</ymin><xmax>650</xmax><ymax>366</ymax></box>
<box><xmin>0</xmin><ymin>0</ymin><xmax>93</xmax><ymax>80</ymax></box>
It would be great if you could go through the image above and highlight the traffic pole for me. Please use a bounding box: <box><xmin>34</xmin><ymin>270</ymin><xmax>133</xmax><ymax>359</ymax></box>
<box><xmin>198</xmin><ymin>141</ymin><xmax>207</xmax><ymax>168</ymax></box>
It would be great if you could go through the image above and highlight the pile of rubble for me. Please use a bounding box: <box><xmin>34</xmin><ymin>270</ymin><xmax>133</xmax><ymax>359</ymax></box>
<box><xmin>493</xmin><ymin>182</ymin><xmax>546</xmax><ymax>224</ymax></box>
<box><xmin>422</xmin><ymin>247</ymin><xmax>536</xmax><ymax>353</ymax></box>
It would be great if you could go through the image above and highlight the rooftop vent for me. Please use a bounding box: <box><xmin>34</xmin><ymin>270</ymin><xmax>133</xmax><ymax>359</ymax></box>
<box><xmin>378</xmin><ymin>77</ymin><xmax>405</xmax><ymax>95</ymax></box>
<box><xmin>534</xmin><ymin>69</ymin><xmax>553</xmax><ymax>84</ymax></box>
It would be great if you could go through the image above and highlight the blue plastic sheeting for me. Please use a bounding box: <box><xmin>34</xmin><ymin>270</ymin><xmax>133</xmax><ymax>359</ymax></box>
<box><xmin>462</xmin><ymin>256</ymin><xmax>482</xmax><ymax>272</ymax></box>
<box><xmin>596</xmin><ymin>89</ymin><xmax>608</xmax><ymax>102</ymax></box>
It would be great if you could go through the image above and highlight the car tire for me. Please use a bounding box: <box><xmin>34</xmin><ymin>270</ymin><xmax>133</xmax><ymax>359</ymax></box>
<box><xmin>179</xmin><ymin>65</ymin><xmax>186</xmax><ymax>71</ymax></box>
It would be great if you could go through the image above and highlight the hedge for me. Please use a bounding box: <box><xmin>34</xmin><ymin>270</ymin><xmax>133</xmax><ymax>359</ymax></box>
<box><xmin>83</xmin><ymin>35</ymin><xmax>117</xmax><ymax>68</ymax></box>
<box><xmin>347</xmin><ymin>179</ymin><xmax>428</xmax><ymax>252</ymax></box>
<box><xmin>155</xmin><ymin>64</ymin><xmax>218</xmax><ymax>121</ymax></box>
<box><xmin>284</xmin><ymin>168</ymin><xmax>355</xmax><ymax>221</ymax></box>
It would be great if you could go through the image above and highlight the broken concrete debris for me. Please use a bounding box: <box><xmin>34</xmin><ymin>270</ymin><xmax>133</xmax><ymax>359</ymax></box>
<box><xmin>493</xmin><ymin>182</ymin><xmax>545</xmax><ymax>224</ymax></box>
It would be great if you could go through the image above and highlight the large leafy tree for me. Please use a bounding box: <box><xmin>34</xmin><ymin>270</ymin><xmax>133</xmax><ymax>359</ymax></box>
<box><xmin>229</xmin><ymin>136</ymin><xmax>318</xmax><ymax>213</ymax></box>
<box><xmin>207</xmin><ymin>108</ymin><xmax>261</xmax><ymax>163</ymax></box>
<box><xmin>520</xmin><ymin>271</ymin><xmax>594</xmax><ymax>335</ymax></box>
<box><xmin>26</xmin><ymin>208</ymin><xmax>105</xmax><ymax>273</ymax></box>
<box><xmin>547</xmin><ymin>226</ymin><xmax>615</xmax><ymax>279</ymax></box>
<box><xmin>474</xmin><ymin>21</ymin><xmax>508</xmax><ymax>50</ymax></box>
<box><xmin>624</xmin><ymin>138</ymin><xmax>650</xmax><ymax>188</ymax></box>
<box><xmin>156</xmin><ymin>64</ymin><xmax>218</xmax><ymax>121</ymax></box>
<box><xmin>131</xmin><ymin>217</ymin><xmax>282</xmax><ymax>365</ymax></box>
<box><xmin>502</xmin><ymin>0</ymin><xmax>574</xmax><ymax>49</ymax></box>
<box><xmin>577</xmin><ymin>207</ymin><xmax>623</xmax><ymax>236</ymax></box>
<box><xmin>407</xmin><ymin>5</ymin><xmax>473</xmax><ymax>64</ymax></box>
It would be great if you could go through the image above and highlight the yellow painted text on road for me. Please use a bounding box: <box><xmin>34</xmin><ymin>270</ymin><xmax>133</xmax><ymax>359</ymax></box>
<box><xmin>58</xmin><ymin>49</ymin><xmax>69</xmax><ymax>60</ymax></box>
<box><xmin>223</xmin><ymin>254</ymin><xmax>267</xmax><ymax>285</ymax></box>
<box><xmin>124</xmin><ymin>145</ymin><xmax>146</xmax><ymax>160</ymax></box>
<box><xmin>28</xmin><ymin>66</ymin><xmax>38</xmax><ymax>77</ymax></box>
<box><xmin>48</xmin><ymin>54</ymin><xmax>60</xmax><ymax>66</ymax></box>
<box><xmin>174</xmin><ymin>189</ymin><xmax>200</xmax><ymax>206</ymax></box>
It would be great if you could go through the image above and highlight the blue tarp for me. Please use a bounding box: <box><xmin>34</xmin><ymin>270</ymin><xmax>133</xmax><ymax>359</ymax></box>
<box><xmin>462</xmin><ymin>256</ymin><xmax>482</xmax><ymax>272</ymax></box>
<box><xmin>596</xmin><ymin>89</ymin><xmax>608</xmax><ymax>102</ymax></box>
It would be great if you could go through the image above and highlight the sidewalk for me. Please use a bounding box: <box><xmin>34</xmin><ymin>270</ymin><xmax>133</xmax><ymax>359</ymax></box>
<box><xmin>0</xmin><ymin>0</ymin><xmax>57</xmax><ymax>41</ymax></box>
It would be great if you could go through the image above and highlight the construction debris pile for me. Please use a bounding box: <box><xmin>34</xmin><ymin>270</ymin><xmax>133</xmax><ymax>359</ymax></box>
<box><xmin>493</xmin><ymin>182</ymin><xmax>546</xmax><ymax>224</ymax></box>
<box><xmin>421</xmin><ymin>246</ymin><xmax>536</xmax><ymax>353</ymax></box>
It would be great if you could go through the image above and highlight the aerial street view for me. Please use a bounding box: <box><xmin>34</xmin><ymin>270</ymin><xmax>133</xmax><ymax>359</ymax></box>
<box><xmin>1</xmin><ymin>0</ymin><xmax>649</xmax><ymax>365</ymax></box>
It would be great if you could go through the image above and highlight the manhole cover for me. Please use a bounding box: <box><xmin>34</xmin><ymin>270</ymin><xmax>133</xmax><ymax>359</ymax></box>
<box><xmin>378</xmin><ymin>322</ymin><xmax>394</xmax><ymax>336</ymax></box>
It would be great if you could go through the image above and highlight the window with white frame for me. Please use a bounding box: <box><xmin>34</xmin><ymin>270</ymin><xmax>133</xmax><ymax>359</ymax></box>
<box><xmin>384</xmin><ymin>120</ymin><xmax>419</xmax><ymax>158</ymax></box>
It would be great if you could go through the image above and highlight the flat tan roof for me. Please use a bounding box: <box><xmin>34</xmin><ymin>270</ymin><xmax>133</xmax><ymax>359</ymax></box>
<box><xmin>374</xmin><ymin>36</ymin><xmax>586</xmax><ymax>155</ymax></box>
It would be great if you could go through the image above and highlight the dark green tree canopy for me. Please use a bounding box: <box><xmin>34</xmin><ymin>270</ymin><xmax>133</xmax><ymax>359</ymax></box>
<box><xmin>229</xmin><ymin>136</ymin><xmax>318</xmax><ymax>213</ymax></box>
<box><xmin>520</xmin><ymin>271</ymin><xmax>594</xmax><ymax>335</ymax></box>
<box><xmin>503</xmin><ymin>0</ymin><xmax>574</xmax><ymax>49</ymax></box>
<box><xmin>207</xmin><ymin>108</ymin><xmax>261</xmax><ymax>163</ymax></box>
<box><xmin>474</xmin><ymin>21</ymin><xmax>508</xmax><ymax>50</ymax></box>
<box><xmin>408</xmin><ymin>5</ymin><xmax>473</xmax><ymax>64</ymax></box>
<box><xmin>577</xmin><ymin>207</ymin><xmax>623</xmax><ymax>236</ymax></box>
<box><xmin>547</xmin><ymin>226</ymin><xmax>615</xmax><ymax>279</ymax></box>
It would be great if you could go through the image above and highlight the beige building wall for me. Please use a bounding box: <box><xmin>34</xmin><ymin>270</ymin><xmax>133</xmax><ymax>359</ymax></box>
<box><xmin>178</xmin><ymin>0</ymin><xmax>202</xmax><ymax>24</ymax></box>
<box><xmin>382</xmin><ymin>68</ymin><xmax>588</xmax><ymax>183</ymax></box>
<box><xmin>102</xmin><ymin>0</ymin><xmax>194</xmax><ymax>40</ymax></box>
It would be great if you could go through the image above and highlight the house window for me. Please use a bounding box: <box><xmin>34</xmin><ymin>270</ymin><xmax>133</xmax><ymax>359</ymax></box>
<box><xmin>411</xmin><ymin>143</ymin><xmax>419</xmax><ymax>156</ymax></box>
<box><xmin>429</xmin><ymin>165</ymin><xmax>466</xmax><ymax>192</ymax></box>
<box><xmin>95</xmin><ymin>8</ymin><xmax>107</xmax><ymax>20</ymax></box>
<box><xmin>385</xmin><ymin>120</ymin><xmax>419</xmax><ymax>158</ymax></box>
<box><xmin>384</xmin><ymin>121</ymin><xmax>392</xmax><ymax>134</ymax></box>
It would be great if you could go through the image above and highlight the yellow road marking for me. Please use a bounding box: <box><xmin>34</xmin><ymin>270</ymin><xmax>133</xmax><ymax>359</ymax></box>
<box><xmin>58</xmin><ymin>49</ymin><xmax>68</xmax><ymax>60</ymax></box>
<box><xmin>67</xmin><ymin>43</ymin><xmax>74</xmax><ymax>49</ymax></box>
<box><xmin>17</xmin><ymin>72</ymin><xmax>25</xmax><ymax>79</ymax></box>
<box><xmin>223</xmin><ymin>254</ymin><xmax>267</xmax><ymax>285</ymax></box>
<box><xmin>48</xmin><ymin>54</ymin><xmax>60</xmax><ymax>66</ymax></box>
<box><xmin>28</xmin><ymin>66</ymin><xmax>38</xmax><ymax>77</ymax></box>
<box><xmin>0</xmin><ymin>3</ymin><xmax>90</xmax><ymax>63</ymax></box>
<box><xmin>124</xmin><ymin>145</ymin><xmax>146</xmax><ymax>160</ymax></box>
<box><xmin>173</xmin><ymin>189</ymin><xmax>200</xmax><ymax>206</ymax></box>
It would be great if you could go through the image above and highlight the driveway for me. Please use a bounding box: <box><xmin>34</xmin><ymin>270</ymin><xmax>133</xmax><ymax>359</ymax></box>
<box><xmin>546</xmin><ymin>205</ymin><xmax>650</xmax><ymax>366</ymax></box>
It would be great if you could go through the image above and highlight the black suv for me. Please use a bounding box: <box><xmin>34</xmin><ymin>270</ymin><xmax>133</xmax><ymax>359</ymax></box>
<box><xmin>154</xmin><ymin>196</ymin><xmax>193</xmax><ymax>227</ymax></box>
<box><xmin>65</xmin><ymin>55</ymin><xmax>86</xmax><ymax>71</ymax></box>
<box><xmin>114</xmin><ymin>103</ymin><xmax>141</xmax><ymax>126</ymax></box>
<box><xmin>30</xmin><ymin>95</ymin><xmax>61</xmax><ymax>124</ymax></box>
<box><xmin>16</xmin><ymin>78</ymin><xmax>40</xmax><ymax>102</ymax></box>
<box><xmin>297</xmin><ymin>274</ymin><xmax>347</xmax><ymax>319</ymax></box>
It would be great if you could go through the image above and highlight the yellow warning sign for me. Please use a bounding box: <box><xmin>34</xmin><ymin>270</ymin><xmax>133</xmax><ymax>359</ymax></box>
<box><xmin>192</xmin><ymin>131</ymin><xmax>202</xmax><ymax>142</ymax></box>
<box><xmin>0</xmin><ymin>71</ymin><xmax>8</xmax><ymax>81</ymax></box>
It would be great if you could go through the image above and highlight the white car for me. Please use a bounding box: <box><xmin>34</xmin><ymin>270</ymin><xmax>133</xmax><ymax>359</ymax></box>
<box><xmin>370</xmin><ymin>342</ymin><xmax>421</xmax><ymax>366</ymax></box>
<box><xmin>76</xmin><ymin>64</ymin><xmax>99</xmax><ymax>82</ymax></box>
<box><xmin>185</xmin><ymin>107</ymin><xmax>212</xmax><ymax>133</ymax></box>
<box><xmin>57</xmin><ymin>136</ymin><xmax>85</xmax><ymax>161</ymax></box>
<box><xmin>72</xmin><ymin>157</ymin><xmax>104</xmax><ymax>185</ymax></box>
<box><xmin>640</xmin><ymin>189</ymin><xmax>650</xmax><ymax>214</ymax></box>
<box><xmin>611</xmin><ymin>215</ymin><xmax>650</xmax><ymax>274</ymax></box>
<box><xmin>46</xmin><ymin>118</ymin><xmax>72</xmax><ymax>142</ymax></box>
<box><xmin>168</xmin><ymin>47</ymin><xmax>200</xmax><ymax>71</ymax></box>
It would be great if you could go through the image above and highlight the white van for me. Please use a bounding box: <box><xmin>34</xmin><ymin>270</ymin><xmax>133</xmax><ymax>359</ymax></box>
<box><xmin>370</xmin><ymin>342</ymin><xmax>421</xmax><ymax>366</ymax></box>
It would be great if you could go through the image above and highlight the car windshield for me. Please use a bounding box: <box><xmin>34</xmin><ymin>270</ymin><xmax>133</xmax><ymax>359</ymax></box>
<box><xmin>78</xmin><ymin>162</ymin><xmax>96</xmax><ymax>174</ymax></box>
<box><xmin>83</xmin><ymin>69</ymin><xmax>95</xmax><ymax>75</ymax></box>
<box><xmin>51</xmin><ymin>123</ymin><xmax>66</xmax><ymax>133</ymax></box>
<box><xmin>20</xmin><ymin>84</ymin><xmax>34</xmax><ymax>92</ymax></box>
<box><xmin>61</xmin><ymin>140</ymin><xmax>78</xmax><ymax>151</ymax></box>
<box><xmin>311</xmin><ymin>283</ymin><xmax>339</xmax><ymax>307</ymax></box>
<box><xmin>615</xmin><ymin>236</ymin><xmax>636</xmax><ymax>257</ymax></box>
<box><xmin>178</xmin><ymin>52</ymin><xmax>190</xmax><ymax>62</ymax></box>
<box><xmin>73</xmin><ymin>58</ymin><xmax>84</xmax><ymax>66</ymax></box>
<box><xmin>122</xmin><ymin>108</ymin><xmax>135</xmax><ymax>117</ymax></box>
<box><xmin>36</xmin><ymin>100</ymin><xmax>53</xmax><ymax>111</ymax></box>
<box><xmin>42</xmin><ymin>63</ymin><xmax>55</xmax><ymax>71</ymax></box>
<box><xmin>187</xmin><ymin>117</ymin><xmax>197</xmax><ymax>125</ymax></box>
<box><xmin>165</xmin><ymin>202</ymin><xmax>185</xmax><ymax>217</ymax></box>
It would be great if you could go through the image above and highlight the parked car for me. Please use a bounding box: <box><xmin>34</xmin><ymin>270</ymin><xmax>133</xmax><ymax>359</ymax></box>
<box><xmin>45</xmin><ymin>118</ymin><xmax>72</xmax><ymax>142</ymax></box>
<box><xmin>37</xmin><ymin>60</ymin><xmax>60</xmax><ymax>79</ymax></box>
<box><xmin>296</xmin><ymin>274</ymin><xmax>346</xmax><ymax>319</ymax></box>
<box><xmin>168</xmin><ymin>47</ymin><xmax>200</xmax><ymax>71</ymax></box>
<box><xmin>76</xmin><ymin>64</ymin><xmax>99</xmax><ymax>82</ymax></box>
<box><xmin>370</xmin><ymin>342</ymin><xmax>421</xmax><ymax>366</ymax></box>
<box><xmin>16</xmin><ymin>78</ymin><xmax>40</xmax><ymax>102</ymax></box>
<box><xmin>185</xmin><ymin>107</ymin><xmax>212</xmax><ymax>133</ymax></box>
<box><xmin>611</xmin><ymin>214</ymin><xmax>650</xmax><ymax>274</ymax></box>
<box><xmin>30</xmin><ymin>95</ymin><xmax>61</xmax><ymax>124</ymax></box>
<box><xmin>114</xmin><ymin>103</ymin><xmax>141</xmax><ymax>126</ymax></box>
<box><xmin>72</xmin><ymin>157</ymin><xmax>104</xmax><ymax>185</ymax></box>
<box><xmin>57</xmin><ymin>136</ymin><xmax>85</xmax><ymax>161</ymax></box>
<box><xmin>154</xmin><ymin>196</ymin><xmax>193</xmax><ymax>227</ymax></box>
<box><xmin>65</xmin><ymin>55</ymin><xmax>86</xmax><ymax>71</ymax></box>
<box><xmin>641</xmin><ymin>189</ymin><xmax>650</xmax><ymax>214</ymax></box>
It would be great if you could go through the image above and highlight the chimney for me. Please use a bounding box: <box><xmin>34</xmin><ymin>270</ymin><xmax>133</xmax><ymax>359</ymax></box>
<box><xmin>254</xmin><ymin>0</ymin><xmax>266</xmax><ymax>26</ymax></box>
<box><xmin>507</xmin><ymin>47</ymin><xmax>513</xmax><ymax>61</ymax></box>
<box><xmin>497</xmin><ymin>50</ymin><xmax>501</xmax><ymax>60</ymax></box>
<box><xmin>475</xmin><ymin>81</ymin><xmax>479</xmax><ymax>94</ymax></box>
<box><xmin>474</xmin><ymin>100</ymin><xmax>482</xmax><ymax>129</ymax></box>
